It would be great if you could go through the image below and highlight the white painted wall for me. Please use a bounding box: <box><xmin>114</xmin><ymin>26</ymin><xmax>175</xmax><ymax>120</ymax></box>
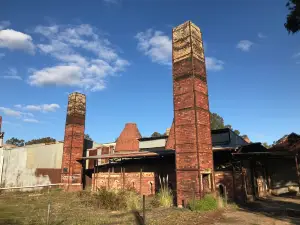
<box><xmin>139</xmin><ymin>138</ymin><xmax>167</xmax><ymax>149</ymax></box>
<box><xmin>0</xmin><ymin>143</ymin><xmax>63</xmax><ymax>189</ymax></box>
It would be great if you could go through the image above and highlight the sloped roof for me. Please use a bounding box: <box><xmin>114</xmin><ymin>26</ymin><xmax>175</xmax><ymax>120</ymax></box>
<box><xmin>115</xmin><ymin>123</ymin><xmax>141</xmax><ymax>152</ymax></box>
<box><xmin>270</xmin><ymin>133</ymin><xmax>300</xmax><ymax>152</ymax></box>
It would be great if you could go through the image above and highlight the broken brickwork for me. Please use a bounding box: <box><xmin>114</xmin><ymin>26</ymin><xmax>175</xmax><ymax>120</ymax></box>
<box><xmin>61</xmin><ymin>92</ymin><xmax>86</xmax><ymax>191</ymax></box>
<box><xmin>172</xmin><ymin>21</ymin><xmax>215</xmax><ymax>206</ymax></box>
<box><xmin>115</xmin><ymin>123</ymin><xmax>141</xmax><ymax>152</ymax></box>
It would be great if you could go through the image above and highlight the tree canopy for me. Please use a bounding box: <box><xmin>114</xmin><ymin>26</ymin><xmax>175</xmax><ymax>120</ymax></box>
<box><xmin>285</xmin><ymin>0</ymin><xmax>300</xmax><ymax>34</ymax></box>
<box><xmin>5</xmin><ymin>137</ymin><xmax>25</xmax><ymax>147</ymax></box>
<box><xmin>210</xmin><ymin>112</ymin><xmax>247</xmax><ymax>138</ymax></box>
<box><xmin>25</xmin><ymin>137</ymin><xmax>56</xmax><ymax>145</ymax></box>
<box><xmin>84</xmin><ymin>134</ymin><xmax>93</xmax><ymax>141</ymax></box>
<box><xmin>151</xmin><ymin>132</ymin><xmax>164</xmax><ymax>137</ymax></box>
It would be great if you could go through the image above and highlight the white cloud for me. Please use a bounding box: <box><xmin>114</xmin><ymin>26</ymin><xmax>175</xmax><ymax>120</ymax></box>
<box><xmin>2</xmin><ymin>68</ymin><xmax>22</xmax><ymax>80</ymax></box>
<box><xmin>258</xmin><ymin>32</ymin><xmax>267</xmax><ymax>39</ymax></box>
<box><xmin>205</xmin><ymin>57</ymin><xmax>224</xmax><ymax>71</ymax></box>
<box><xmin>135</xmin><ymin>29</ymin><xmax>172</xmax><ymax>66</ymax></box>
<box><xmin>0</xmin><ymin>107</ymin><xmax>22</xmax><ymax>117</ymax></box>
<box><xmin>29</xmin><ymin>24</ymin><xmax>129</xmax><ymax>91</ymax></box>
<box><xmin>23</xmin><ymin>118</ymin><xmax>39</xmax><ymax>123</ymax></box>
<box><xmin>14</xmin><ymin>104</ymin><xmax>22</xmax><ymax>108</ymax></box>
<box><xmin>0</xmin><ymin>107</ymin><xmax>33</xmax><ymax>118</ymax></box>
<box><xmin>24</xmin><ymin>104</ymin><xmax>60</xmax><ymax>112</ymax></box>
<box><xmin>14</xmin><ymin>103</ymin><xmax>60</xmax><ymax>113</ymax></box>
<box><xmin>236</xmin><ymin>40</ymin><xmax>254</xmax><ymax>52</ymax></box>
<box><xmin>0</xmin><ymin>29</ymin><xmax>35</xmax><ymax>53</ymax></box>
<box><xmin>293</xmin><ymin>52</ymin><xmax>300</xmax><ymax>58</ymax></box>
<box><xmin>135</xmin><ymin>29</ymin><xmax>224</xmax><ymax>71</ymax></box>
<box><xmin>0</xmin><ymin>21</ymin><xmax>11</xmax><ymax>30</ymax></box>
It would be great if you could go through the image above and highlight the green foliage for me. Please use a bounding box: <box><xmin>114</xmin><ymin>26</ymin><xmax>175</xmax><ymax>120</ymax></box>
<box><xmin>234</xmin><ymin>130</ymin><xmax>241</xmax><ymax>136</ymax></box>
<box><xmin>188</xmin><ymin>194</ymin><xmax>218</xmax><ymax>212</ymax></box>
<box><xmin>262</xmin><ymin>142</ymin><xmax>271</xmax><ymax>149</ymax></box>
<box><xmin>84</xmin><ymin>134</ymin><xmax>93</xmax><ymax>141</ymax></box>
<box><xmin>210</xmin><ymin>112</ymin><xmax>245</xmax><ymax>137</ymax></box>
<box><xmin>210</xmin><ymin>112</ymin><xmax>225</xmax><ymax>130</ymax></box>
<box><xmin>285</xmin><ymin>0</ymin><xmax>300</xmax><ymax>34</ymax></box>
<box><xmin>151</xmin><ymin>132</ymin><xmax>163</xmax><ymax>137</ymax></box>
<box><xmin>25</xmin><ymin>137</ymin><xmax>56</xmax><ymax>145</ymax></box>
<box><xmin>5</xmin><ymin>137</ymin><xmax>25</xmax><ymax>147</ymax></box>
<box><xmin>94</xmin><ymin>187</ymin><xmax>140</xmax><ymax>211</ymax></box>
<box><xmin>153</xmin><ymin>175</ymin><xmax>173</xmax><ymax>208</ymax></box>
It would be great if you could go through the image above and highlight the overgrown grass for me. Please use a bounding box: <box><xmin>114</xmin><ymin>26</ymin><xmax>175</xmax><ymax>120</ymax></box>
<box><xmin>94</xmin><ymin>187</ymin><xmax>141</xmax><ymax>210</ymax></box>
<box><xmin>188</xmin><ymin>194</ymin><xmax>218</xmax><ymax>212</ymax></box>
<box><xmin>152</xmin><ymin>175</ymin><xmax>173</xmax><ymax>208</ymax></box>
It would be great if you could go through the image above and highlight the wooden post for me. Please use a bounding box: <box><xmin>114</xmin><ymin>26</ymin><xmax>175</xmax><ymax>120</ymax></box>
<box><xmin>123</xmin><ymin>167</ymin><xmax>126</xmax><ymax>190</ymax></box>
<box><xmin>140</xmin><ymin>167</ymin><xmax>143</xmax><ymax>195</ymax></box>
<box><xmin>295</xmin><ymin>154</ymin><xmax>300</xmax><ymax>190</ymax></box>
<box><xmin>108</xmin><ymin>168</ymin><xmax>111</xmax><ymax>189</ymax></box>
<box><xmin>93</xmin><ymin>160</ymin><xmax>96</xmax><ymax>191</ymax></box>
<box><xmin>143</xmin><ymin>195</ymin><xmax>146</xmax><ymax>225</ymax></box>
<box><xmin>46</xmin><ymin>202</ymin><xmax>51</xmax><ymax>225</ymax></box>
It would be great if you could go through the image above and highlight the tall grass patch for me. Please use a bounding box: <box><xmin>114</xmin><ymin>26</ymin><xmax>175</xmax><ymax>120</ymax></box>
<box><xmin>152</xmin><ymin>175</ymin><xmax>173</xmax><ymax>208</ymax></box>
<box><xmin>188</xmin><ymin>194</ymin><xmax>218</xmax><ymax>212</ymax></box>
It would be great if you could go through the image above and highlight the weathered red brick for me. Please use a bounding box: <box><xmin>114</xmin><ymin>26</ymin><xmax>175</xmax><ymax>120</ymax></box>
<box><xmin>165</xmin><ymin>121</ymin><xmax>175</xmax><ymax>150</ymax></box>
<box><xmin>61</xmin><ymin>92</ymin><xmax>86</xmax><ymax>191</ymax></box>
<box><xmin>174</xmin><ymin>92</ymin><xmax>194</xmax><ymax>110</ymax></box>
<box><xmin>115</xmin><ymin>123</ymin><xmax>141</xmax><ymax>152</ymax></box>
<box><xmin>173</xmin><ymin>21</ymin><xmax>214</xmax><ymax>206</ymax></box>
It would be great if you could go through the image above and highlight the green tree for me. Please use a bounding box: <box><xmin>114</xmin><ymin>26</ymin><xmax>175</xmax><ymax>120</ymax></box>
<box><xmin>6</xmin><ymin>137</ymin><xmax>25</xmax><ymax>147</ymax></box>
<box><xmin>234</xmin><ymin>130</ymin><xmax>241</xmax><ymax>136</ymax></box>
<box><xmin>84</xmin><ymin>134</ymin><xmax>93</xmax><ymax>141</ymax></box>
<box><xmin>262</xmin><ymin>142</ymin><xmax>271</xmax><ymax>149</ymax></box>
<box><xmin>210</xmin><ymin>112</ymin><xmax>243</xmax><ymax>136</ymax></box>
<box><xmin>285</xmin><ymin>0</ymin><xmax>300</xmax><ymax>34</ymax></box>
<box><xmin>210</xmin><ymin>112</ymin><xmax>225</xmax><ymax>130</ymax></box>
<box><xmin>151</xmin><ymin>132</ymin><xmax>163</xmax><ymax>137</ymax></box>
<box><xmin>25</xmin><ymin>137</ymin><xmax>56</xmax><ymax>145</ymax></box>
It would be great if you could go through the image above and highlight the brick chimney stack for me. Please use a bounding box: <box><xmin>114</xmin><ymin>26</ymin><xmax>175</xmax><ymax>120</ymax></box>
<box><xmin>172</xmin><ymin>21</ymin><xmax>215</xmax><ymax>206</ymax></box>
<box><xmin>115</xmin><ymin>123</ymin><xmax>141</xmax><ymax>152</ymax></box>
<box><xmin>61</xmin><ymin>92</ymin><xmax>86</xmax><ymax>191</ymax></box>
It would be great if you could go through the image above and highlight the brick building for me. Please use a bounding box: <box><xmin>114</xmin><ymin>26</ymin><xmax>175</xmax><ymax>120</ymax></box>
<box><xmin>1</xmin><ymin>21</ymin><xmax>299</xmax><ymax>205</ymax></box>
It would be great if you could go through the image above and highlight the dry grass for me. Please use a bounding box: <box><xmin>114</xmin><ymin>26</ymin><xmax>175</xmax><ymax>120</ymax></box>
<box><xmin>0</xmin><ymin>189</ymin><xmax>228</xmax><ymax>225</ymax></box>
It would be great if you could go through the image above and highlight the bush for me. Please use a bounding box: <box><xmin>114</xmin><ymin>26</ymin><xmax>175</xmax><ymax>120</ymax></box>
<box><xmin>93</xmin><ymin>187</ymin><xmax>140</xmax><ymax>211</ymax></box>
<box><xmin>188</xmin><ymin>194</ymin><xmax>218</xmax><ymax>212</ymax></box>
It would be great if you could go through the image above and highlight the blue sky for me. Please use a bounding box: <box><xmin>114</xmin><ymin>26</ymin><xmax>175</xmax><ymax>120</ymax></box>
<box><xmin>0</xmin><ymin>0</ymin><xmax>299</xmax><ymax>144</ymax></box>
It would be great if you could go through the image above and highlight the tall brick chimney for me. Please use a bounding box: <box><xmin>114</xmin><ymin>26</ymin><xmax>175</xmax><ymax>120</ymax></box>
<box><xmin>115</xmin><ymin>123</ymin><xmax>141</xmax><ymax>152</ymax></box>
<box><xmin>61</xmin><ymin>92</ymin><xmax>86</xmax><ymax>191</ymax></box>
<box><xmin>172</xmin><ymin>21</ymin><xmax>215</xmax><ymax>206</ymax></box>
<box><xmin>0</xmin><ymin>116</ymin><xmax>4</xmax><ymax>147</ymax></box>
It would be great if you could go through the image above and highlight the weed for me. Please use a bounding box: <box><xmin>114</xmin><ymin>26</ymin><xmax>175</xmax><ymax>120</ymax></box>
<box><xmin>153</xmin><ymin>175</ymin><xmax>173</xmax><ymax>207</ymax></box>
<box><xmin>188</xmin><ymin>194</ymin><xmax>218</xmax><ymax>212</ymax></box>
<box><xmin>94</xmin><ymin>187</ymin><xmax>140</xmax><ymax>211</ymax></box>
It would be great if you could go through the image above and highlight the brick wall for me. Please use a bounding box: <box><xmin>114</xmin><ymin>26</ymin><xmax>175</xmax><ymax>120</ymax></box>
<box><xmin>92</xmin><ymin>172</ymin><xmax>155</xmax><ymax>196</ymax></box>
<box><xmin>172</xmin><ymin>21</ymin><xmax>214</xmax><ymax>206</ymax></box>
<box><xmin>115</xmin><ymin>123</ymin><xmax>141</xmax><ymax>152</ymax></box>
<box><xmin>165</xmin><ymin>121</ymin><xmax>175</xmax><ymax>150</ymax></box>
<box><xmin>61</xmin><ymin>92</ymin><xmax>86</xmax><ymax>191</ymax></box>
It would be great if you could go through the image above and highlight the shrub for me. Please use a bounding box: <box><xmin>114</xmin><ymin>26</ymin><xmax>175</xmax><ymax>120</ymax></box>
<box><xmin>154</xmin><ymin>175</ymin><xmax>173</xmax><ymax>207</ymax></box>
<box><xmin>93</xmin><ymin>187</ymin><xmax>140</xmax><ymax>211</ymax></box>
<box><xmin>188</xmin><ymin>194</ymin><xmax>218</xmax><ymax>212</ymax></box>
